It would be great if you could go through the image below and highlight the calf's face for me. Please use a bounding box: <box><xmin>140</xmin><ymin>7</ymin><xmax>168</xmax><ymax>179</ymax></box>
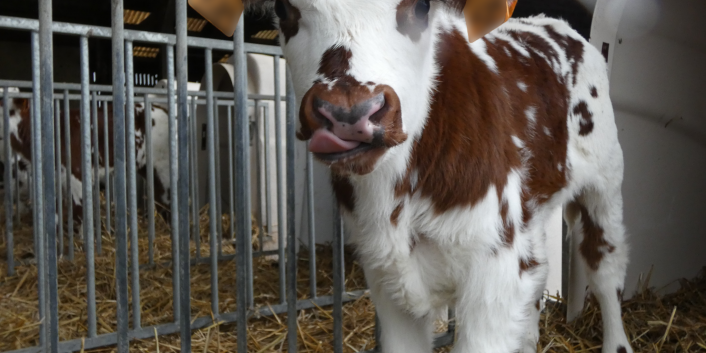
<box><xmin>273</xmin><ymin>0</ymin><xmax>454</xmax><ymax>175</ymax></box>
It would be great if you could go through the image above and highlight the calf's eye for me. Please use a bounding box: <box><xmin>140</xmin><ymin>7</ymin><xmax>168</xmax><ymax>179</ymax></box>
<box><xmin>415</xmin><ymin>0</ymin><xmax>431</xmax><ymax>19</ymax></box>
<box><xmin>275</xmin><ymin>0</ymin><xmax>288</xmax><ymax>20</ymax></box>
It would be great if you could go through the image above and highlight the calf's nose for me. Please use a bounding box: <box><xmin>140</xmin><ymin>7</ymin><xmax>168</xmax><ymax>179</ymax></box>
<box><xmin>308</xmin><ymin>93</ymin><xmax>385</xmax><ymax>154</ymax></box>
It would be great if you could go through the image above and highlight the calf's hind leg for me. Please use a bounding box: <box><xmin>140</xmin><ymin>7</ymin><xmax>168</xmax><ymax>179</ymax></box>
<box><xmin>565</xmin><ymin>186</ymin><xmax>632</xmax><ymax>353</ymax></box>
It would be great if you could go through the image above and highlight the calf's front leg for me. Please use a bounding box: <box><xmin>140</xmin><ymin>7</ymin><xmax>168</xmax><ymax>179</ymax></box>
<box><xmin>452</xmin><ymin>250</ymin><xmax>546</xmax><ymax>353</ymax></box>
<box><xmin>364</xmin><ymin>265</ymin><xmax>434</xmax><ymax>353</ymax></box>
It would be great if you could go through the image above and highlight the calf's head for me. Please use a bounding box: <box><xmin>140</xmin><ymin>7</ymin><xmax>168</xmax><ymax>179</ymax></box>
<box><xmin>257</xmin><ymin>0</ymin><xmax>466</xmax><ymax>175</ymax></box>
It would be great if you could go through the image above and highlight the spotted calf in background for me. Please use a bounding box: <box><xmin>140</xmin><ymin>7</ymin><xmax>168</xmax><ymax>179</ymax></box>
<box><xmin>0</xmin><ymin>97</ymin><xmax>173</xmax><ymax>244</ymax></box>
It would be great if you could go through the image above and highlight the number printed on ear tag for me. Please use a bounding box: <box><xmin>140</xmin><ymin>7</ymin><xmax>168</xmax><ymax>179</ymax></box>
<box><xmin>188</xmin><ymin>0</ymin><xmax>244</xmax><ymax>37</ymax></box>
<box><xmin>464</xmin><ymin>0</ymin><xmax>518</xmax><ymax>43</ymax></box>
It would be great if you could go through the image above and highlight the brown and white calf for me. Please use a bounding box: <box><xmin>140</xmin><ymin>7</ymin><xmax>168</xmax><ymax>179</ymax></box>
<box><xmin>0</xmin><ymin>97</ymin><xmax>172</xmax><ymax>233</ymax></box>
<box><xmin>253</xmin><ymin>0</ymin><xmax>632</xmax><ymax>352</ymax></box>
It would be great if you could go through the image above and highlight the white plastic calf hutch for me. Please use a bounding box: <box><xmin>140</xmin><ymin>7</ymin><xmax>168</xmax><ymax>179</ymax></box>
<box><xmin>563</xmin><ymin>0</ymin><xmax>706</xmax><ymax>320</ymax></box>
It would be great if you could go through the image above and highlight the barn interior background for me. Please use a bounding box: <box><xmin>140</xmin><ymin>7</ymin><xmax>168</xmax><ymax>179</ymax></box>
<box><xmin>0</xmin><ymin>0</ymin><xmax>704</xmax><ymax>352</ymax></box>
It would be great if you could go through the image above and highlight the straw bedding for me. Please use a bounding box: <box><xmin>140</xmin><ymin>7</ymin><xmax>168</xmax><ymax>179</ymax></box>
<box><xmin>1</xmin><ymin>201</ymin><xmax>705</xmax><ymax>352</ymax></box>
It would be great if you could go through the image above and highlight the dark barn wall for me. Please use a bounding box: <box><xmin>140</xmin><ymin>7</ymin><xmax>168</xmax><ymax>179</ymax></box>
<box><xmin>513</xmin><ymin>0</ymin><xmax>594</xmax><ymax>39</ymax></box>
<box><xmin>0</xmin><ymin>39</ymin><xmax>80</xmax><ymax>83</ymax></box>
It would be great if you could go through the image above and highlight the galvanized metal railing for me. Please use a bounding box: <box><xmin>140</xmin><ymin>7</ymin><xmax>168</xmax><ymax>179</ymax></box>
<box><xmin>0</xmin><ymin>1</ymin><xmax>458</xmax><ymax>352</ymax></box>
<box><xmin>0</xmin><ymin>1</ymin><xmax>369</xmax><ymax>352</ymax></box>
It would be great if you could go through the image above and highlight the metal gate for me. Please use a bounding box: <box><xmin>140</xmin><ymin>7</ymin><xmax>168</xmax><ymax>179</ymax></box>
<box><xmin>0</xmin><ymin>1</ymin><xmax>456</xmax><ymax>352</ymax></box>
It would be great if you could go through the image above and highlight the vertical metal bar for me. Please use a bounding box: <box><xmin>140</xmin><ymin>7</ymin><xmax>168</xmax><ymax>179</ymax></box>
<box><xmin>31</xmin><ymin>31</ymin><xmax>46</xmax><ymax>347</ymax></box>
<box><xmin>165</xmin><ymin>45</ymin><xmax>180</xmax><ymax>322</ymax></box>
<box><xmin>176</xmin><ymin>0</ymin><xmax>192</xmax><ymax>349</ymax></box>
<box><xmin>332</xmin><ymin>210</ymin><xmax>343</xmax><ymax>353</ymax></box>
<box><xmin>3</xmin><ymin>89</ymin><xmax>14</xmax><ymax>276</ymax></box>
<box><xmin>271</xmin><ymin>55</ymin><xmax>280</xmax><ymax>258</ymax></box>
<box><xmin>189</xmin><ymin>96</ymin><xmax>200</xmax><ymax>258</ymax></box>
<box><xmin>561</xmin><ymin>218</ymin><xmax>569</xmax><ymax>301</ymax></box>
<box><xmin>92</xmin><ymin>91</ymin><xmax>101</xmax><ymax>254</ymax></box>
<box><xmin>272</xmin><ymin>57</ymin><xmax>287</xmax><ymax>305</ymax></box>
<box><xmin>111</xmin><ymin>0</ymin><xmax>129</xmax><ymax>350</ymax></box>
<box><xmin>214</xmin><ymin>99</ymin><xmax>223</xmax><ymax>255</ymax></box>
<box><xmin>275</xmin><ymin>78</ymin><xmax>286</xmax><ymax>306</ymax></box>
<box><xmin>55</xmin><ymin>100</ymin><xmax>63</xmax><ymax>257</ymax></box>
<box><xmin>39</xmin><ymin>0</ymin><xmax>59</xmax><ymax>349</ymax></box>
<box><xmin>102</xmin><ymin>102</ymin><xmax>110</xmax><ymax>238</ymax></box>
<box><xmin>80</xmin><ymin>35</ymin><xmax>97</xmax><ymax>339</ymax></box>
<box><xmin>205</xmin><ymin>48</ymin><xmax>219</xmax><ymax>316</ymax></box>
<box><xmin>144</xmin><ymin>95</ymin><xmax>155</xmax><ymax>266</ymax></box>
<box><xmin>231</xmin><ymin>103</ymin><xmax>238</xmax><ymax>244</ymax></box>
<box><xmin>307</xmin><ymin>147</ymin><xmax>316</xmax><ymax>298</ymax></box>
<box><xmin>14</xmin><ymin>155</ymin><xmax>20</xmax><ymax>226</ymax></box>
<box><xmin>10</xmin><ymin>153</ymin><xmax>21</xmax><ymax>224</ymax></box>
<box><xmin>29</xmin><ymin>167</ymin><xmax>34</xmax><ymax>224</ymax></box>
<box><xmin>262</xmin><ymin>104</ymin><xmax>270</xmax><ymax>253</ymax></box>
<box><xmin>286</xmin><ymin>65</ymin><xmax>298</xmax><ymax>353</ymax></box>
<box><xmin>253</xmin><ymin>100</ymin><xmax>264</xmax><ymax>256</ymax></box>
<box><xmin>448</xmin><ymin>307</ymin><xmax>456</xmax><ymax>335</ymax></box>
<box><xmin>125</xmin><ymin>40</ymin><xmax>141</xmax><ymax>329</ymax></box>
<box><xmin>227</xmin><ymin>105</ymin><xmax>235</xmax><ymax>242</ymax></box>
<box><xmin>246</xmin><ymin>103</ymin><xmax>256</xmax><ymax>308</ymax></box>
<box><xmin>374</xmin><ymin>313</ymin><xmax>381</xmax><ymax>351</ymax></box>
<box><xmin>29</xmin><ymin>163</ymin><xmax>35</xmax><ymax>244</ymax></box>
<box><xmin>63</xmin><ymin>89</ymin><xmax>74</xmax><ymax>260</ymax></box>
<box><xmin>233</xmin><ymin>13</ymin><xmax>250</xmax><ymax>353</ymax></box>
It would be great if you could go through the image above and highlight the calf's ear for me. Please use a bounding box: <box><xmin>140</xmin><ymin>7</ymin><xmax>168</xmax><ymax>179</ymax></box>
<box><xmin>441</xmin><ymin>0</ymin><xmax>517</xmax><ymax>43</ymax></box>
<box><xmin>188</xmin><ymin>0</ymin><xmax>273</xmax><ymax>37</ymax></box>
<box><xmin>465</xmin><ymin>0</ymin><xmax>517</xmax><ymax>42</ymax></box>
<box><xmin>188</xmin><ymin>0</ymin><xmax>245</xmax><ymax>37</ymax></box>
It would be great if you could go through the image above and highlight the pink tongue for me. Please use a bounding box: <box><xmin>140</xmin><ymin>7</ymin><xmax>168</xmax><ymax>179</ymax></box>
<box><xmin>309</xmin><ymin>129</ymin><xmax>361</xmax><ymax>154</ymax></box>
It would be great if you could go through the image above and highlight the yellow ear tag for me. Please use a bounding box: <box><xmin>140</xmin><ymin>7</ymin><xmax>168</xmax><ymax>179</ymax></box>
<box><xmin>188</xmin><ymin>0</ymin><xmax>244</xmax><ymax>37</ymax></box>
<box><xmin>464</xmin><ymin>0</ymin><xmax>518</xmax><ymax>43</ymax></box>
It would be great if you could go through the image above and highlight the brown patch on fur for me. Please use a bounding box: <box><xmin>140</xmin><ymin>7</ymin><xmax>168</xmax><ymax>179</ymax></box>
<box><xmin>394</xmin><ymin>30</ymin><xmax>521</xmax><ymax>213</ymax></box>
<box><xmin>331</xmin><ymin>174</ymin><xmax>355</xmax><ymax>212</ymax></box>
<box><xmin>507</xmin><ymin>30</ymin><xmax>561</xmax><ymax>70</ymax></box>
<box><xmin>534</xmin><ymin>299</ymin><xmax>540</xmax><ymax>311</ymax></box>
<box><xmin>317</xmin><ymin>46</ymin><xmax>352</xmax><ymax>80</ymax></box>
<box><xmin>390</xmin><ymin>203</ymin><xmax>404</xmax><ymax>226</ymax></box>
<box><xmin>617</xmin><ymin>346</ymin><xmax>627</xmax><ymax>353</ymax></box>
<box><xmin>396</xmin><ymin>0</ymin><xmax>429</xmax><ymax>42</ymax></box>
<box><xmin>500</xmin><ymin>200</ymin><xmax>514</xmax><ymax>245</ymax></box>
<box><xmin>543</xmin><ymin>25</ymin><xmax>584</xmax><ymax>86</ymax></box>
<box><xmin>571</xmin><ymin>200</ymin><xmax>615</xmax><ymax>270</ymax></box>
<box><xmin>486</xmin><ymin>33</ymin><xmax>570</xmax><ymax>226</ymax></box>
<box><xmin>519</xmin><ymin>257</ymin><xmax>539</xmax><ymax>275</ymax></box>
<box><xmin>487</xmin><ymin>30</ymin><xmax>570</xmax><ymax>221</ymax></box>
<box><xmin>394</xmin><ymin>170</ymin><xmax>413</xmax><ymax>199</ymax></box>
<box><xmin>590</xmin><ymin>86</ymin><xmax>598</xmax><ymax>98</ymax></box>
<box><xmin>573</xmin><ymin>101</ymin><xmax>594</xmax><ymax>136</ymax></box>
<box><xmin>277</xmin><ymin>0</ymin><xmax>301</xmax><ymax>44</ymax></box>
<box><xmin>393</xmin><ymin>27</ymin><xmax>570</xmax><ymax>232</ymax></box>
